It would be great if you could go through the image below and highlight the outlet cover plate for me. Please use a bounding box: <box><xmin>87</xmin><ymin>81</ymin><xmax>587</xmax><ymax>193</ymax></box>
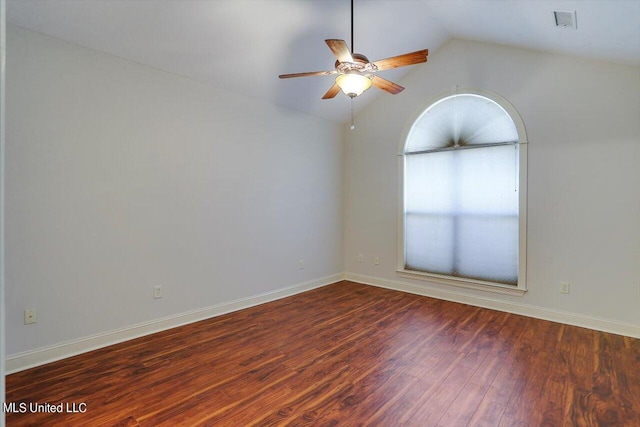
<box><xmin>24</xmin><ymin>309</ymin><xmax>37</xmax><ymax>324</ymax></box>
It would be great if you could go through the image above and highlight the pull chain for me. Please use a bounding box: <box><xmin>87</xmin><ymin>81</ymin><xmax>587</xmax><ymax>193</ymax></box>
<box><xmin>350</xmin><ymin>97</ymin><xmax>355</xmax><ymax>130</ymax></box>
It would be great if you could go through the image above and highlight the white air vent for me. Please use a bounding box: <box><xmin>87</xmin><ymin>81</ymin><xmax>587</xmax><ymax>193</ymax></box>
<box><xmin>554</xmin><ymin>10</ymin><xmax>577</xmax><ymax>29</ymax></box>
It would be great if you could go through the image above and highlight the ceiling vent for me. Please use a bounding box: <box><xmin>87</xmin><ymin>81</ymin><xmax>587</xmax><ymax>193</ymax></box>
<box><xmin>554</xmin><ymin>10</ymin><xmax>577</xmax><ymax>29</ymax></box>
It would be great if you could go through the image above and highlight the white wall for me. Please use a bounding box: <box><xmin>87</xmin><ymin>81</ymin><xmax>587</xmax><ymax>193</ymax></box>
<box><xmin>345</xmin><ymin>39</ymin><xmax>640</xmax><ymax>332</ymax></box>
<box><xmin>5</xmin><ymin>25</ymin><xmax>344</xmax><ymax>358</ymax></box>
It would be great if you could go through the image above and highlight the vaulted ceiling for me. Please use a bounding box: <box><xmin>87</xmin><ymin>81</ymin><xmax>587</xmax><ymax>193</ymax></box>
<box><xmin>7</xmin><ymin>0</ymin><xmax>640</xmax><ymax>123</ymax></box>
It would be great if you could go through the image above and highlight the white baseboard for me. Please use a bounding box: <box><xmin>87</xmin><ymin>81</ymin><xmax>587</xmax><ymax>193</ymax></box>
<box><xmin>345</xmin><ymin>272</ymin><xmax>640</xmax><ymax>339</ymax></box>
<box><xmin>7</xmin><ymin>271</ymin><xmax>638</xmax><ymax>374</ymax></box>
<box><xmin>6</xmin><ymin>273</ymin><xmax>343</xmax><ymax>374</ymax></box>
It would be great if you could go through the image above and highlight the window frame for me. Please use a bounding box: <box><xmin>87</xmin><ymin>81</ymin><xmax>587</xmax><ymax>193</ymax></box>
<box><xmin>397</xmin><ymin>89</ymin><xmax>528</xmax><ymax>296</ymax></box>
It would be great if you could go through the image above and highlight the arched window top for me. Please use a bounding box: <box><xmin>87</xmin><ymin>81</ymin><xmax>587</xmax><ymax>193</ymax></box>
<box><xmin>405</xmin><ymin>94</ymin><xmax>519</xmax><ymax>154</ymax></box>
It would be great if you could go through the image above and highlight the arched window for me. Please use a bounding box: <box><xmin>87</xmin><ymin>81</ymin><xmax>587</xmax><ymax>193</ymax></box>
<box><xmin>398</xmin><ymin>91</ymin><xmax>527</xmax><ymax>295</ymax></box>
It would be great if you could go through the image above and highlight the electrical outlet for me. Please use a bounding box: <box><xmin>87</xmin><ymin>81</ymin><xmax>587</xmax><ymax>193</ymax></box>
<box><xmin>374</xmin><ymin>256</ymin><xmax>380</xmax><ymax>265</ymax></box>
<box><xmin>560</xmin><ymin>282</ymin><xmax>570</xmax><ymax>294</ymax></box>
<box><xmin>357</xmin><ymin>253</ymin><xmax>364</xmax><ymax>263</ymax></box>
<box><xmin>24</xmin><ymin>309</ymin><xmax>37</xmax><ymax>324</ymax></box>
<box><xmin>154</xmin><ymin>286</ymin><xmax>163</xmax><ymax>299</ymax></box>
<box><xmin>298</xmin><ymin>259</ymin><xmax>304</xmax><ymax>269</ymax></box>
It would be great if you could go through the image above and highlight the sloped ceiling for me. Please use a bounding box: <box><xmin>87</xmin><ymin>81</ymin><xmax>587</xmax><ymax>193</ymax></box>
<box><xmin>7</xmin><ymin>0</ymin><xmax>640</xmax><ymax>123</ymax></box>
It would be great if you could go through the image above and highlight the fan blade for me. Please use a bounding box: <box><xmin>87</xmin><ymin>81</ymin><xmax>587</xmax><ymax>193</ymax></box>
<box><xmin>371</xmin><ymin>75</ymin><xmax>404</xmax><ymax>94</ymax></box>
<box><xmin>325</xmin><ymin>39</ymin><xmax>354</xmax><ymax>63</ymax></box>
<box><xmin>372</xmin><ymin>49</ymin><xmax>428</xmax><ymax>71</ymax></box>
<box><xmin>322</xmin><ymin>83</ymin><xmax>341</xmax><ymax>99</ymax></box>
<box><xmin>279</xmin><ymin>70</ymin><xmax>337</xmax><ymax>79</ymax></box>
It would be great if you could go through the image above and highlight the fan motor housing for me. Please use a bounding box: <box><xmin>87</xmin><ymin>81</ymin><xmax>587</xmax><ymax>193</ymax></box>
<box><xmin>335</xmin><ymin>53</ymin><xmax>378</xmax><ymax>74</ymax></box>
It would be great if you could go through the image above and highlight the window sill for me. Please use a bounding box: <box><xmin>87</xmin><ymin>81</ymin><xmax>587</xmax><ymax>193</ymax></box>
<box><xmin>397</xmin><ymin>269</ymin><xmax>527</xmax><ymax>296</ymax></box>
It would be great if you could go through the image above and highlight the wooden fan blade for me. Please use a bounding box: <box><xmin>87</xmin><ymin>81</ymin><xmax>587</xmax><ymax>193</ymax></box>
<box><xmin>371</xmin><ymin>75</ymin><xmax>404</xmax><ymax>95</ymax></box>
<box><xmin>325</xmin><ymin>39</ymin><xmax>354</xmax><ymax>63</ymax></box>
<box><xmin>322</xmin><ymin>83</ymin><xmax>341</xmax><ymax>99</ymax></box>
<box><xmin>372</xmin><ymin>49</ymin><xmax>428</xmax><ymax>71</ymax></box>
<box><xmin>279</xmin><ymin>70</ymin><xmax>337</xmax><ymax>79</ymax></box>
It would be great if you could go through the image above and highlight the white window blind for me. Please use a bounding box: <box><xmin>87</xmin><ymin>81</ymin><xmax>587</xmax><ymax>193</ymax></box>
<box><xmin>403</xmin><ymin>94</ymin><xmax>521</xmax><ymax>286</ymax></box>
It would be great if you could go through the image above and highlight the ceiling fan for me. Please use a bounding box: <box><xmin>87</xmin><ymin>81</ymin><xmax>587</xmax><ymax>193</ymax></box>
<box><xmin>278</xmin><ymin>0</ymin><xmax>428</xmax><ymax>100</ymax></box>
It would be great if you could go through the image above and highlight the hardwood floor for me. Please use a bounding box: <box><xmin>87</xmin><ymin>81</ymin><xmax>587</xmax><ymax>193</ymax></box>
<box><xmin>6</xmin><ymin>281</ymin><xmax>640</xmax><ymax>426</ymax></box>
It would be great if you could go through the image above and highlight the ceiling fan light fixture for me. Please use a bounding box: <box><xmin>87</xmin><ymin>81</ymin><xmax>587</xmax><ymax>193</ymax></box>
<box><xmin>278</xmin><ymin>0</ymin><xmax>428</xmax><ymax>103</ymax></box>
<box><xmin>336</xmin><ymin>72</ymin><xmax>372</xmax><ymax>98</ymax></box>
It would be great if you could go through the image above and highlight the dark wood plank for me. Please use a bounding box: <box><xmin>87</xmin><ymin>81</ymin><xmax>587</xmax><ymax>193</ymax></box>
<box><xmin>467</xmin><ymin>399</ymin><xmax>507</xmax><ymax>427</ymax></box>
<box><xmin>6</xmin><ymin>280</ymin><xmax>640</xmax><ymax>426</ymax></box>
<box><xmin>592</xmin><ymin>331</ymin><xmax>639</xmax><ymax>426</ymax></box>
